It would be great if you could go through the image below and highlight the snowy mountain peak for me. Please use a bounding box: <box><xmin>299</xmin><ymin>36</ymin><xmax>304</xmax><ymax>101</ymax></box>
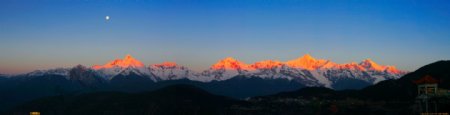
<box><xmin>211</xmin><ymin>57</ymin><xmax>251</xmax><ymax>70</ymax></box>
<box><xmin>251</xmin><ymin>60</ymin><xmax>283</xmax><ymax>69</ymax></box>
<box><xmin>359</xmin><ymin>59</ymin><xmax>386</xmax><ymax>71</ymax></box>
<box><xmin>384</xmin><ymin>66</ymin><xmax>403</xmax><ymax>74</ymax></box>
<box><xmin>360</xmin><ymin>58</ymin><xmax>377</xmax><ymax>65</ymax></box>
<box><xmin>121</xmin><ymin>54</ymin><xmax>145</xmax><ymax>67</ymax></box>
<box><xmin>124</xmin><ymin>54</ymin><xmax>134</xmax><ymax>60</ymax></box>
<box><xmin>92</xmin><ymin>54</ymin><xmax>145</xmax><ymax>70</ymax></box>
<box><xmin>300</xmin><ymin>54</ymin><xmax>316</xmax><ymax>61</ymax></box>
<box><xmin>223</xmin><ymin>57</ymin><xmax>238</xmax><ymax>61</ymax></box>
<box><xmin>91</xmin><ymin>55</ymin><xmax>151</xmax><ymax>80</ymax></box>
<box><xmin>285</xmin><ymin>54</ymin><xmax>329</xmax><ymax>70</ymax></box>
<box><xmin>358</xmin><ymin>59</ymin><xmax>404</xmax><ymax>74</ymax></box>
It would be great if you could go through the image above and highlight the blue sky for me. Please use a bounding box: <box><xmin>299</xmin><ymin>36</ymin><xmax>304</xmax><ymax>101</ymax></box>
<box><xmin>1</xmin><ymin>0</ymin><xmax>449</xmax><ymax>73</ymax></box>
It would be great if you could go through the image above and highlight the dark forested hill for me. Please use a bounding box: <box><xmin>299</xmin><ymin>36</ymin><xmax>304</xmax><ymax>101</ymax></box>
<box><xmin>5</xmin><ymin>84</ymin><xmax>242</xmax><ymax>115</ymax></box>
<box><xmin>360</xmin><ymin>60</ymin><xmax>450</xmax><ymax>100</ymax></box>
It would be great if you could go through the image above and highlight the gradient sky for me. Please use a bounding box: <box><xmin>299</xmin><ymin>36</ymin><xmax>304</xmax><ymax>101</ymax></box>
<box><xmin>1</xmin><ymin>0</ymin><xmax>450</xmax><ymax>74</ymax></box>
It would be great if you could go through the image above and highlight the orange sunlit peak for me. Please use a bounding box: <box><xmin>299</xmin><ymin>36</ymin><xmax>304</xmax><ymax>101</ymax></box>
<box><xmin>361</xmin><ymin>58</ymin><xmax>377</xmax><ymax>65</ymax></box>
<box><xmin>109</xmin><ymin>59</ymin><xmax>123</xmax><ymax>65</ymax></box>
<box><xmin>356</xmin><ymin>59</ymin><xmax>403</xmax><ymax>73</ymax></box>
<box><xmin>285</xmin><ymin>54</ymin><xmax>329</xmax><ymax>70</ymax></box>
<box><xmin>299</xmin><ymin>54</ymin><xmax>316</xmax><ymax>61</ymax></box>
<box><xmin>360</xmin><ymin>59</ymin><xmax>390</xmax><ymax>72</ymax></box>
<box><xmin>362</xmin><ymin>58</ymin><xmax>378</xmax><ymax>64</ymax></box>
<box><xmin>251</xmin><ymin>60</ymin><xmax>283</xmax><ymax>69</ymax></box>
<box><xmin>217</xmin><ymin>57</ymin><xmax>243</xmax><ymax>64</ymax></box>
<box><xmin>211</xmin><ymin>57</ymin><xmax>251</xmax><ymax>70</ymax></box>
<box><xmin>385</xmin><ymin>66</ymin><xmax>402</xmax><ymax>74</ymax></box>
<box><xmin>124</xmin><ymin>54</ymin><xmax>135</xmax><ymax>60</ymax></box>
<box><xmin>92</xmin><ymin>54</ymin><xmax>145</xmax><ymax>70</ymax></box>
<box><xmin>222</xmin><ymin>57</ymin><xmax>238</xmax><ymax>62</ymax></box>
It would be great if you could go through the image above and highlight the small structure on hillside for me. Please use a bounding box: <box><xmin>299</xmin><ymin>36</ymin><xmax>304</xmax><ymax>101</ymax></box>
<box><xmin>415</xmin><ymin>75</ymin><xmax>439</xmax><ymax>96</ymax></box>
<box><xmin>414</xmin><ymin>75</ymin><xmax>441</xmax><ymax>114</ymax></box>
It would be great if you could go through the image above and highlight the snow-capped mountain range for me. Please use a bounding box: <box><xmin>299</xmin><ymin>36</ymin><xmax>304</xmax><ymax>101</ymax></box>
<box><xmin>13</xmin><ymin>54</ymin><xmax>406</xmax><ymax>88</ymax></box>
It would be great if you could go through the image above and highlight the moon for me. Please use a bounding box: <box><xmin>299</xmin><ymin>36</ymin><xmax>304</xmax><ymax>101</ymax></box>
<box><xmin>105</xmin><ymin>16</ymin><xmax>110</xmax><ymax>21</ymax></box>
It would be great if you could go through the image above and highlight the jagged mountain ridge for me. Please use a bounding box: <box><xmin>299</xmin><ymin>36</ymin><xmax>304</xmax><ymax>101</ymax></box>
<box><xmin>13</xmin><ymin>54</ymin><xmax>406</xmax><ymax>89</ymax></box>
<box><xmin>0</xmin><ymin>55</ymin><xmax>408</xmax><ymax>111</ymax></box>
